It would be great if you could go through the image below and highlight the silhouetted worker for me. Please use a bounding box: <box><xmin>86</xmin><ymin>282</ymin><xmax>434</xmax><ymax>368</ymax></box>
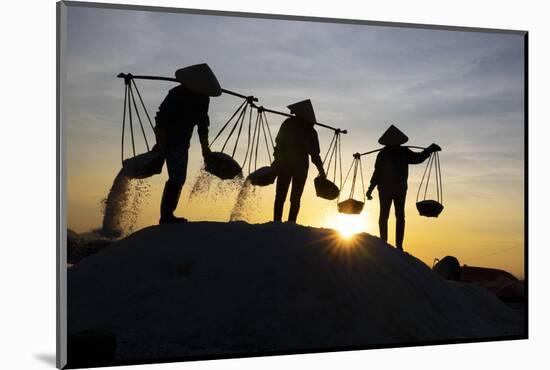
<box><xmin>366</xmin><ymin>125</ymin><xmax>441</xmax><ymax>250</ymax></box>
<box><xmin>272</xmin><ymin>100</ymin><xmax>326</xmax><ymax>223</ymax></box>
<box><xmin>153</xmin><ymin>63</ymin><xmax>221</xmax><ymax>224</ymax></box>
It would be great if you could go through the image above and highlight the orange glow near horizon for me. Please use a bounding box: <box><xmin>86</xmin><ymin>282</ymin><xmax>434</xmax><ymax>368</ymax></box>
<box><xmin>66</xmin><ymin>157</ymin><xmax>525</xmax><ymax>279</ymax></box>
<box><xmin>63</xmin><ymin>5</ymin><xmax>526</xmax><ymax>281</ymax></box>
<box><xmin>325</xmin><ymin>213</ymin><xmax>370</xmax><ymax>239</ymax></box>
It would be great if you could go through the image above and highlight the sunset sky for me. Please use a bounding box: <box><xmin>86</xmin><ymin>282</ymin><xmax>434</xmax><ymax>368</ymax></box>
<box><xmin>63</xmin><ymin>5</ymin><xmax>525</xmax><ymax>277</ymax></box>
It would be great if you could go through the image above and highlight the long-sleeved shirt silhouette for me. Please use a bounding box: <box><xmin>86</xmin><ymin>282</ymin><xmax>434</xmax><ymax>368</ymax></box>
<box><xmin>155</xmin><ymin>85</ymin><xmax>210</xmax><ymax>148</ymax></box>
<box><xmin>274</xmin><ymin>117</ymin><xmax>323</xmax><ymax>168</ymax></box>
<box><xmin>154</xmin><ymin>85</ymin><xmax>212</xmax><ymax>225</ymax></box>
<box><xmin>272</xmin><ymin>117</ymin><xmax>324</xmax><ymax>222</ymax></box>
<box><xmin>370</xmin><ymin>146</ymin><xmax>431</xmax><ymax>194</ymax></box>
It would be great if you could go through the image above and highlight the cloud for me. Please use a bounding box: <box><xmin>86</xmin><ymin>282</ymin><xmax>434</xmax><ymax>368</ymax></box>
<box><xmin>64</xmin><ymin>5</ymin><xmax>525</xmax><ymax>226</ymax></box>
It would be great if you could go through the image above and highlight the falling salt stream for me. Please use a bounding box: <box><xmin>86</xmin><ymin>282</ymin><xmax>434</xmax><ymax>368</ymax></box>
<box><xmin>187</xmin><ymin>167</ymin><xmax>263</xmax><ymax>222</ymax></box>
<box><xmin>188</xmin><ymin>168</ymin><xmax>242</xmax><ymax>202</ymax></box>
<box><xmin>99</xmin><ymin>162</ymin><xmax>264</xmax><ymax>238</ymax></box>
<box><xmin>188</xmin><ymin>169</ymin><xmax>214</xmax><ymax>202</ymax></box>
<box><xmin>98</xmin><ymin>168</ymin><xmax>151</xmax><ymax>238</ymax></box>
<box><xmin>230</xmin><ymin>180</ymin><xmax>260</xmax><ymax>222</ymax></box>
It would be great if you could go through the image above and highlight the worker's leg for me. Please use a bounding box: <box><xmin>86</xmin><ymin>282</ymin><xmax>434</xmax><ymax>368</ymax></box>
<box><xmin>274</xmin><ymin>170</ymin><xmax>292</xmax><ymax>222</ymax></box>
<box><xmin>394</xmin><ymin>191</ymin><xmax>407</xmax><ymax>250</ymax></box>
<box><xmin>160</xmin><ymin>146</ymin><xmax>188</xmax><ymax>224</ymax></box>
<box><xmin>288</xmin><ymin>170</ymin><xmax>308</xmax><ymax>223</ymax></box>
<box><xmin>378</xmin><ymin>191</ymin><xmax>392</xmax><ymax>242</ymax></box>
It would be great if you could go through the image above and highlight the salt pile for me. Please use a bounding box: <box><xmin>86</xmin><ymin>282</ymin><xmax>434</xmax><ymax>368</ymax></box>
<box><xmin>68</xmin><ymin>222</ymin><xmax>524</xmax><ymax>363</ymax></box>
<box><xmin>67</xmin><ymin>229</ymin><xmax>113</xmax><ymax>265</ymax></box>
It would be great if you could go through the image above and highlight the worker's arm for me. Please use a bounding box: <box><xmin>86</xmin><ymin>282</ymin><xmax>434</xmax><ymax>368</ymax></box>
<box><xmin>310</xmin><ymin>129</ymin><xmax>326</xmax><ymax>178</ymax></box>
<box><xmin>196</xmin><ymin>97</ymin><xmax>211</xmax><ymax>157</ymax></box>
<box><xmin>153</xmin><ymin>126</ymin><xmax>168</xmax><ymax>153</ymax></box>
<box><xmin>366</xmin><ymin>152</ymin><xmax>382</xmax><ymax>200</ymax></box>
<box><xmin>406</xmin><ymin>143</ymin><xmax>441</xmax><ymax>164</ymax></box>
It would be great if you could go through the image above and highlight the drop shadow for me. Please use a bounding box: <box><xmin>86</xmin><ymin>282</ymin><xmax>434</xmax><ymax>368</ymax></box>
<box><xmin>34</xmin><ymin>353</ymin><xmax>56</xmax><ymax>367</ymax></box>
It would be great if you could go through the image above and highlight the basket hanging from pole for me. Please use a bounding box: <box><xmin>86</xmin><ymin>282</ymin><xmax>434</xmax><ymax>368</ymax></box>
<box><xmin>416</xmin><ymin>151</ymin><xmax>444</xmax><ymax>217</ymax></box>
<box><xmin>245</xmin><ymin>108</ymin><xmax>277</xmax><ymax>186</ymax></box>
<box><xmin>115</xmin><ymin>73</ymin><xmax>349</xmax><ymax>183</ymax></box>
<box><xmin>207</xmin><ymin>100</ymin><xmax>277</xmax><ymax>183</ymax></box>
<box><xmin>314</xmin><ymin>130</ymin><xmax>342</xmax><ymax>200</ymax></box>
<box><xmin>337</xmin><ymin>154</ymin><xmax>365</xmax><ymax>214</ymax></box>
<box><xmin>119</xmin><ymin>76</ymin><xmax>164</xmax><ymax>179</ymax></box>
<box><xmin>204</xmin><ymin>98</ymin><xmax>250</xmax><ymax>180</ymax></box>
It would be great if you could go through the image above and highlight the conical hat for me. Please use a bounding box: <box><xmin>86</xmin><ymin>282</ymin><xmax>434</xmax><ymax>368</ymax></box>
<box><xmin>378</xmin><ymin>125</ymin><xmax>409</xmax><ymax>145</ymax></box>
<box><xmin>287</xmin><ymin>99</ymin><xmax>317</xmax><ymax>124</ymax></box>
<box><xmin>175</xmin><ymin>63</ymin><xmax>222</xmax><ymax>97</ymax></box>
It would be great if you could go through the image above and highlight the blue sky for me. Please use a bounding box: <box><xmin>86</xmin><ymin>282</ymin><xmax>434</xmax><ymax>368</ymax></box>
<box><xmin>64</xmin><ymin>5</ymin><xmax>525</xmax><ymax>275</ymax></box>
<box><xmin>65</xmin><ymin>5</ymin><xmax>524</xmax><ymax>175</ymax></box>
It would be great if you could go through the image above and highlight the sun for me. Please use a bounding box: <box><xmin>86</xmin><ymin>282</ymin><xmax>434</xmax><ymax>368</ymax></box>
<box><xmin>325</xmin><ymin>213</ymin><xmax>369</xmax><ymax>239</ymax></box>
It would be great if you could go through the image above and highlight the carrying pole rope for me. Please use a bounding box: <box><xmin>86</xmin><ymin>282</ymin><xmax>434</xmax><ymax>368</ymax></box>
<box><xmin>334</xmin><ymin>134</ymin><xmax>340</xmax><ymax>188</ymax></box>
<box><xmin>117</xmin><ymin>73</ymin><xmax>350</xmax><ymax>177</ymax></box>
<box><xmin>434</xmin><ymin>153</ymin><xmax>440</xmax><ymax>202</ymax></box>
<box><xmin>358</xmin><ymin>154</ymin><xmax>366</xmax><ymax>199</ymax></box>
<box><xmin>339</xmin><ymin>153</ymin><xmax>366</xmax><ymax>202</ymax></box>
<box><xmin>121</xmin><ymin>84</ymin><xmax>128</xmax><ymax>165</ymax></box>
<box><xmin>230</xmin><ymin>103</ymin><xmax>248</xmax><ymax>158</ymax></box>
<box><xmin>321</xmin><ymin>130</ymin><xmax>343</xmax><ymax>191</ymax></box>
<box><xmin>259</xmin><ymin>112</ymin><xmax>273</xmax><ymax>163</ymax></box>
<box><xmin>119</xmin><ymin>75</ymin><xmax>160</xmax><ymax>164</ymax></box>
<box><xmin>241</xmin><ymin>108</ymin><xmax>276</xmax><ymax>175</ymax></box>
<box><xmin>340</xmin><ymin>156</ymin><xmax>356</xmax><ymax>202</ymax></box>
<box><xmin>416</xmin><ymin>151</ymin><xmax>443</xmax><ymax>204</ymax></box>
<box><xmin>263</xmin><ymin>111</ymin><xmax>275</xmax><ymax>152</ymax></box>
<box><xmin>423</xmin><ymin>153</ymin><xmax>435</xmax><ymax>201</ymax></box>
<box><xmin>254</xmin><ymin>109</ymin><xmax>262</xmax><ymax>172</ymax></box>
<box><xmin>127</xmin><ymin>82</ymin><xmax>136</xmax><ymax>158</ymax></box>
<box><xmin>326</xmin><ymin>138</ymin><xmax>337</xmax><ymax>179</ymax></box>
<box><xmin>338</xmin><ymin>135</ymin><xmax>343</xmax><ymax>190</ymax></box>
<box><xmin>416</xmin><ymin>153</ymin><xmax>432</xmax><ymax>202</ymax></box>
<box><xmin>247</xmin><ymin>111</ymin><xmax>261</xmax><ymax>175</ymax></box>
<box><xmin>436</xmin><ymin>152</ymin><xmax>443</xmax><ymax>204</ymax></box>
<box><xmin>131</xmin><ymin>79</ymin><xmax>155</xmax><ymax>132</ymax></box>
<box><xmin>221</xmin><ymin>102</ymin><xmax>248</xmax><ymax>153</ymax></box>
<box><xmin>128</xmin><ymin>83</ymin><xmax>150</xmax><ymax>151</ymax></box>
<box><xmin>349</xmin><ymin>158</ymin><xmax>359</xmax><ymax>199</ymax></box>
<box><xmin>210</xmin><ymin>99</ymin><xmax>247</xmax><ymax>148</ymax></box>
<box><xmin>242</xmin><ymin>108</ymin><xmax>254</xmax><ymax>174</ymax></box>
<box><xmin>322</xmin><ymin>133</ymin><xmax>337</xmax><ymax>167</ymax></box>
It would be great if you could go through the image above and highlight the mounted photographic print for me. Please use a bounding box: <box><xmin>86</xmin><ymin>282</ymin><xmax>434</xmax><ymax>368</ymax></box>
<box><xmin>56</xmin><ymin>1</ymin><xmax>527</xmax><ymax>368</ymax></box>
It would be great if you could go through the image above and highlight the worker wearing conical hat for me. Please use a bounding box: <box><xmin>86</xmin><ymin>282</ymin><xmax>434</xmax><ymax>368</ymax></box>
<box><xmin>153</xmin><ymin>63</ymin><xmax>222</xmax><ymax>224</ymax></box>
<box><xmin>366</xmin><ymin>125</ymin><xmax>441</xmax><ymax>250</ymax></box>
<box><xmin>272</xmin><ymin>99</ymin><xmax>326</xmax><ymax>223</ymax></box>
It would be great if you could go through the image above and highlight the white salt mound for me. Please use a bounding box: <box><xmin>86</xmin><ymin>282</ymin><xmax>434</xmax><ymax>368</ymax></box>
<box><xmin>68</xmin><ymin>222</ymin><xmax>524</xmax><ymax>362</ymax></box>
